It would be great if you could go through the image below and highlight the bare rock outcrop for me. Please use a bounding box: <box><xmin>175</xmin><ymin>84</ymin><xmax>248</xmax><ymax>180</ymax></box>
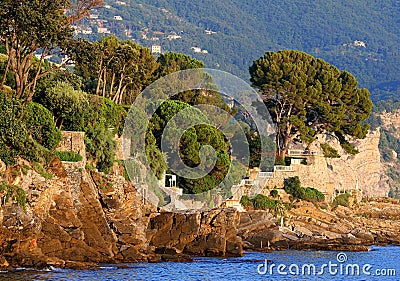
<box><xmin>238</xmin><ymin>199</ymin><xmax>400</xmax><ymax>252</ymax></box>
<box><xmin>0</xmin><ymin>159</ymin><xmax>243</xmax><ymax>270</ymax></box>
<box><xmin>147</xmin><ymin>208</ymin><xmax>243</xmax><ymax>257</ymax></box>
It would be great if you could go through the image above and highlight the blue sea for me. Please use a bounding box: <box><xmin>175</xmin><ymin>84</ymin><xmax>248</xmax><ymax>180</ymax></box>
<box><xmin>1</xmin><ymin>246</ymin><xmax>399</xmax><ymax>281</ymax></box>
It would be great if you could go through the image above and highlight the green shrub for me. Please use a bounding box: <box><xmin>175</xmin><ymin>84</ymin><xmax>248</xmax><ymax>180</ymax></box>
<box><xmin>270</xmin><ymin>188</ymin><xmax>279</xmax><ymax>198</ymax></box>
<box><xmin>252</xmin><ymin>194</ymin><xmax>279</xmax><ymax>210</ymax></box>
<box><xmin>275</xmin><ymin>157</ymin><xmax>285</xmax><ymax>166</ymax></box>
<box><xmin>43</xmin><ymin>91</ymin><xmax>127</xmax><ymax>174</ymax></box>
<box><xmin>85</xmin><ymin>124</ymin><xmax>116</xmax><ymax>173</ymax></box>
<box><xmin>332</xmin><ymin>192</ymin><xmax>351</xmax><ymax>208</ymax></box>
<box><xmin>21</xmin><ymin>164</ymin><xmax>30</xmax><ymax>175</ymax></box>
<box><xmin>0</xmin><ymin>183</ymin><xmax>27</xmax><ymax>211</ymax></box>
<box><xmin>33</xmin><ymin>162</ymin><xmax>52</xmax><ymax>179</ymax></box>
<box><xmin>26</xmin><ymin>102</ymin><xmax>61</xmax><ymax>150</ymax></box>
<box><xmin>0</xmin><ymin>141</ymin><xmax>17</xmax><ymax>165</ymax></box>
<box><xmin>320</xmin><ymin>143</ymin><xmax>340</xmax><ymax>158</ymax></box>
<box><xmin>303</xmin><ymin>187</ymin><xmax>325</xmax><ymax>201</ymax></box>
<box><xmin>15</xmin><ymin>187</ymin><xmax>27</xmax><ymax>211</ymax></box>
<box><xmin>284</xmin><ymin>176</ymin><xmax>304</xmax><ymax>198</ymax></box>
<box><xmin>38</xmin><ymin>81</ymin><xmax>89</xmax><ymax>129</ymax></box>
<box><xmin>240</xmin><ymin>194</ymin><xmax>278</xmax><ymax>210</ymax></box>
<box><xmin>240</xmin><ymin>195</ymin><xmax>254</xmax><ymax>208</ymax></box>
<box><xmin>85</xmin><ymin>163</ymin><xmax>95</xmax><ymax>171</ymax></box>
<box><xmin>341</xmin><ymin>142</ymin><xmax>359</xmax><ymax>155</ymax></box>
<box><xmin>0</xmin><ymin>91</ymin><xmax>43</xmax><ymax>164</ymax></box>
<box><xmin>284</xmin><ymin>176</ymin><xmax>325</xmax><ymax>202</ymax></box>
<box><xmin>55</xmin><ymin>151</ymin><xmax>83</xmax><ymax>162</ymax></box>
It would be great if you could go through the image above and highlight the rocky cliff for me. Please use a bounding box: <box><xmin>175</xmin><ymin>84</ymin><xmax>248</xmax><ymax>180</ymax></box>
<box><xmin>1</xmin><ymin>154</ymin><xmax>399</xmax><ymax>270</ymax></box>
<box><xmin>1</xmin><ymin>117</ymin><xmax>399</xmax><ymax>270</ymax></box>
<box><xmin>379</xmin><ymin>109</ymin><xmax>400</xmax><ymax>197</ymax></box>
<box><xmin>0</xmin><ymin>156</ymin><xmax>243</xmax><ymax>270</ymax></box>
<box><xmin>265</xmin><ymin>129</ymin><xmax>389</xmax><ymax>198</ymax></box>
<box><xmin>239</xmin><ymin>198</ymin><xmax>400</xmax><ymax>252</ymax></box>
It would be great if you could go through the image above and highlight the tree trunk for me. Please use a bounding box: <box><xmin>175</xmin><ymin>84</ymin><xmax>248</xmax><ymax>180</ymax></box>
<box><xmin>23</xmin><ymin>52</ymin><xmax>47</xmax><ymax>105</ymax></box>
<box><xmin>113</xmin><ymin>66</ymin><xmax>126</xmax><ymax>104</ymax></box>
<box><xmin>109</xmin><ymin>72</ymin><xmax>115</xmax><ymax>99</ymax></box>
<box><xmin>119</xmin><ymin>84</ymin><xmax>129</xmax><ymax>104</ymax></box>
<box><xmin>95</xmin><ymin>59</ymin><xmax>104</xmax><ymax>96</ymax></box>
<box><xmin>102</xmin><ymin>68</ymin><xmax>107</xmax><ymax>97</ymax></box>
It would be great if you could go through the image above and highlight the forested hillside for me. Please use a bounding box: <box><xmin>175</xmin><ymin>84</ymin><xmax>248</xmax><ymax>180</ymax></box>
<box><xmin>75</xmin><ymin>0</ymin><xmax>400</xmax><ymax>101</ymax></box>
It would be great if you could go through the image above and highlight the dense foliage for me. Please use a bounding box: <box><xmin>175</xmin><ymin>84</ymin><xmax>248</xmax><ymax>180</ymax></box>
<box><xmin>155</xmin><ymin>52</ymin><xmax>204</xmax><ymax>78</ymax></box>
<box><xmin>146</xmin><ymin>99</ymin><xmax>232</xmax><ymax>194</ymax></box>
<box><xmin>77</xmin><ymin>0</ymin><xmax>400</xmax><ymax>101</ymax></box>
<box><xmin>0</xmin><ymin>92</ymin><xmax>60</xmax><ymax>165</ymax></box>
<box><xmin>0</xmin><ymin>0</ymin><xmax>74</xmax><ymax>102</ymax></box>
<box><xmin>0</xmin><ymin>183</ymin><xmax>27</xmax><ymax>211</ymax></box>
<box><xmin>250</xmin><ymin>50</ymin><xmax>372</xmax><ymax>158</ymax></box>
<box><xmin>37</xmin><ymin>69</ymin><xmax>128</xmax><ymax>172</ymax></box>
<box><xmin>240</xmin><ymin>194</ymin><xmax>279</xmax><ymax>210</ymax></box>
<box><xmin>1</xmin><ymin>0</ymin><xmax>398</xmax><ymax>204</ymax></box>
<box><xmin>284</xmin><ymin>176</ymin><xmax>325</xmax><ymax>202</ymax></box>
<box><xmin>320</xmin><ymin>143</ymin><xmax>340</xmax><ymax>158</ymax></box>
<box><xmin>55</xmin><ymin>151</ymin><xmax>83</xmax><ymax>162</ymax></box>
<box><xmin>71</xmin><ymin>36</ymin><xmax>158</xmax><ymax>104</ymax></box>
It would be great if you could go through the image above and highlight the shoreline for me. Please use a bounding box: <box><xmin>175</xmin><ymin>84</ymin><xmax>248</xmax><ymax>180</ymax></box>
<box><xmin>1</xmin><ymin>158</ymin><xmax>399</xmax><ymax>271</ymax></box>
<box><xmin>2</xmin><ymin>244</ymin><xmax>400</xmax><ymax>272</ymax></box>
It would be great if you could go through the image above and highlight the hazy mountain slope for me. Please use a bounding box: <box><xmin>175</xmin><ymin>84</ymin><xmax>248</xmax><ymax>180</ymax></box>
<box><xmin>78</xmin><ymin>0</ymin><xmax>400</xmax><ymax>100</ymax></box>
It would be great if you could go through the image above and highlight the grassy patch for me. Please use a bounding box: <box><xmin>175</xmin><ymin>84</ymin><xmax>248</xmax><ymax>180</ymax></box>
<box><xmin>33</xmin><ymin>162</ymin><xmax>52</xmax><ymax>179</ymax></box>
<box><xmin>332</xmin><ymin>192</ymin><xmax>351</xmax><ymax>208</ymax></box>
<box><xmin>0</xmin><ymin>182</ymin><xmax>27</xmax><ymax>211</ymax></box>
<box><xmin>240</xmin><ymin>194</ymin><xmax>279</xmax><ymax>210</ymax></box>
<box><xmin>21</xmin><ymin>164</ymin><xmax>30</xmax><ymax>175</ymax></box>
<box><xmin>55</xmin><ymin>151</ymin><xmax>83</xmax><ymax>162</ymax></box>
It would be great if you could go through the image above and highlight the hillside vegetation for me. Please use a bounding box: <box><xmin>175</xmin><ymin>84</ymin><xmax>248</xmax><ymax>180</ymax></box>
<box><xmin>77</xmin><ymin>0</ymin><xmax>400</xmax><ymax>101</ymax></box>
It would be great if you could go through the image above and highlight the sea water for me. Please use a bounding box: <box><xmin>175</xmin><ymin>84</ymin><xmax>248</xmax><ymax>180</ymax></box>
<box><xmin>1</xmin><ymin>246</ymin><xmax>399</xmax><ymax>281</ymax></box>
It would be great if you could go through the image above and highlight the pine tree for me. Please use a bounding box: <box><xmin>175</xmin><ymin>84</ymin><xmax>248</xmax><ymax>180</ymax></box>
<box><xmin>250</xmin><ymin>50</ymin><xmax>372</xmax><ymax>158</ymax></box>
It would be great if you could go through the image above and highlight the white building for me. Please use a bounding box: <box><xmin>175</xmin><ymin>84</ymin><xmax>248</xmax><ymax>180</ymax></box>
<box><xmin>151</xmin><ymin>45</ymin><xmax>162</xmax><ymax>54</ymax></box>
<box><xmin>353</xmin><ymin>40</ymin><xmax>366</xmax><ymax>48</ymax></box>
<box><xmin>205</xmin><ymin>29</ymin><xmax>217</xmax><ymax>35</ymax></box>
<box><xmin>191</xmin><ymin>47</ymin><xmax>202</xmax><ymax>53</ymax></box>
<box><xmin>98</xmin><ymin>27</ymin><xmax>111</xmax><ymax>34</ymax></box>
<box><xmin>167</xmin><ymin>34</ymin><xmax>182</xmax><ymax>40</ymax></box>
<box><xmin>82</xmin><ymin>28</ymin><xmax>92</xmax><ymax>35</ymax></box>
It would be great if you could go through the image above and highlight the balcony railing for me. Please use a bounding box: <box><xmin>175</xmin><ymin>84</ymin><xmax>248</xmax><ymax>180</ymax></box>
<box><xmin>274</xmin><ymin>165</ymin><xmax>294</xmax><ymax>172</ymax></box>
<box><xmin>258</xmin><ymin>172</ymin><xmax>274</xmax><ymax>178</ymax></box>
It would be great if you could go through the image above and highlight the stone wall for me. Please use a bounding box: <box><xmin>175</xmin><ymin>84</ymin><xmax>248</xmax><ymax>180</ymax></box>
<box><xmin>114</xmin><ymin>135</ymin><xmax>131</xmax><ymax>161</ymax></box>
<box><xmin>57</xmin><ymin>131</ymin><xmax>86</xmax><ymax>162</ymax></box>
